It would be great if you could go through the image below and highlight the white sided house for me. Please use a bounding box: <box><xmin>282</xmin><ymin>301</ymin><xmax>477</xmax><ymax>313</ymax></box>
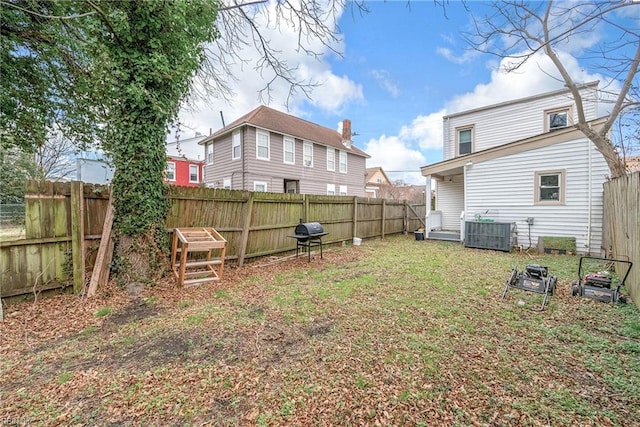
<box><xmin>420</xmin><ymin>82</ymin><xmax>610</xmax><ymax>255</ymax></box>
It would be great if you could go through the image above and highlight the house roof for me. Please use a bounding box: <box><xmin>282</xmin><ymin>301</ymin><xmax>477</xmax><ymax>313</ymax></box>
<box><xmin>421</xmin><ymin>117</ymin><xmax>608</xmax><ymax>179</ymax></box>
<box><xmin>200</xmin><ymin>105</ymin><xmax>369</xmax><ymax>158</ymax></box>
<box><xmin>365</xmin><ymin>166</ymin><xmax>391</xmax><ymax>184</ymax></box>
<box><xmin>626</xmin><ymin>156</ymin><xmax>640</xmax><ymax>172</ymax></box>
<box><xmin>443</xmin><ymin>81</ymin><xmax>600</xmax><ymax>120</ymax></box>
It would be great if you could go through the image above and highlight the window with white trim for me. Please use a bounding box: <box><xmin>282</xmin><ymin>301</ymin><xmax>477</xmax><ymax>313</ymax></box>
<box><xmin>254</xmin><ymin>181</ymin><xmax>267</xmax><ymax>192</ymax></box>
<box><xmin>457</xmin><ymin>126</ymin><xmax>473</xmax><ymax>156</ymax></box>
<box><xmin>189</xmin><ymin>165</ymin><xmax>199</xmax><ymax>183</ymax></box>
<box><xmin>165</xmin><ymin>162</ymin><xmax>176</xmax><ymax>181</ymax></box>
<box><xmin>256</xmin><ymin>130</ymin><xmax>270</xmax><ymax>160</ymax></box>
<box><xmin>283</xmin><ymin>136</ymin><xmax>295</xmax><ymax>164</ymax></box>
<box><xmin>339</xmin><ymin>151</ymin><xmax>347</xmax><ymax>173</ymax></box>
<box><xmin>232</xmin><ymin>131</ymin><xmax>241</xmax><ymax>160</ymax></box>
<box><xmin>223</xmin><ymin>178</ymin><xmax>231</xmax><ymax>189</ymax></box>
<box><xmin>546</xmin><ymin>107</ymin><xmax>571</xmax><ymax>131</ymax></box>
<box><xmin>303</xmin><ymin>142</ymin><xmax>313</xmax><ymax>167</ymax></box>
<box><xmin>326</xmin><ymin>147</ymin><xmax>335</xmax><ymax>171</ymax></box>
<box><xmin>206</xmin><ymin>143</ymin><xmax>214</xmax><ymax>165</ymax></box>
<box><xmin>535</xmin><ymin>170</ymin><xmax>565</xmax><ymax>204</ymax></box>
<box><xmin>339</xmin><ymin>185</ymin><xmax>347</xmax><ymax>196</ymax></box>
<box><xmin>327</xmin><ymin>184</ymin><xmax>336</xmax><ymax>195</ymax></box>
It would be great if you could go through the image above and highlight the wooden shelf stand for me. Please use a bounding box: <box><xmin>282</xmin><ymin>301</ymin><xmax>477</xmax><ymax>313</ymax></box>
<box><xmin>171</xmin><ymin>227</ymin><xmax>227</xmax><ymax>287</ymax></box>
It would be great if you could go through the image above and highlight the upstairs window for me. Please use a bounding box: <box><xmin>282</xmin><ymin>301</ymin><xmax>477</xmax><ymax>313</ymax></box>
<box><xmin>303</xmin><ymin>142</ymin><xmax>313</xmax><ymax>167</ymax></box>
<box><xmin>535</xmin><ymin>170</ymin><xmax>565</xmax><ymax>205</ymax></box>
<box><xmin>165</xmin><ymin>162</ymin><xmax>176</xmax><ymax>181</ymax></box>
<box><xmin>339</xmin><ymin>151</ymin><xmax>347</xmax><ymax>173</ymax></box>
<box><xmin>189</xmin><ymin>165</ymin><xmax>199</xmax><ymax>183</ymax></box>
<box><xmin>232</xmin><ymin>131</ymin><xmax>241</xmax><ymax>160</ymax></box>
<box><xmin>457</xmin><ymin>126</ymin><xmax>473</xmax><ymax>156</ymax></box>
<box><xmin>545</xmin><ymin>106</ymin><xmax>572</xmax><ymax>131</ymax></box>
<box><xmin>283</xmin><ymin>136</ymin><xmax>295</xmax><ymax>164</ymax></box>
<box><xmin>256</xmin><ymin>130</ymin><xmax>270</xmax><ymax>160</ymax></box>
<box><xmin>326</xmin><ymin>147</ymin><xmax>335</xmax><ymax>171</ymax></box>
<box><xmin>206</xmin><ymin>143</ymin><xmax>214</xmax><ymax>165</ymax></box>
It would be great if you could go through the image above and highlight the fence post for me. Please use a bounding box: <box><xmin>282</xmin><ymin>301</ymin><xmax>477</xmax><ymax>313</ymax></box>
<box><xmin>70</xmin><ymin>181</ymin><xmax>85</xmax><ymax>294</ymax></box>
<box><xmin>237</xmin><ymin>191</ymin><xmax>253</xmax><ymax>267</ymax></box>
<box><xmin>381</xmin><ymin>199</ymin><xmax>386</xmax><ymax>239</ymax></box>
<box><xmin>352</xmin><ymin>197</ymin><xmax>358</xmax><ymax>239</ymax></box>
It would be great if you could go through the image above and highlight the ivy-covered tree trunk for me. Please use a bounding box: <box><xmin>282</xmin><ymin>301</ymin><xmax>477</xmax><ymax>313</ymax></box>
<box><xmin>88</xmin><ymin>1</ymin><xmax>219</xmax><ymax>286</ymax></box>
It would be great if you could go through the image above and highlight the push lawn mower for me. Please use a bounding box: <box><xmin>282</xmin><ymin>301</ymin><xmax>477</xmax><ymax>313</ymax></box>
<box><xmin>502</xmin><ymin>264</ymin><xmax>557</xmax><ymax>311</ymax></box>
<box><xmin>571</xmin><ymin>256</ymin><xmax>632</xmax><ymax>304</ymax></box>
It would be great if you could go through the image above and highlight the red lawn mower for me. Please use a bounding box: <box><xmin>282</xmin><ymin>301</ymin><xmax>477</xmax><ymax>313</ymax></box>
<box><xmin>571</xmin><ymin>256</ymin><xmax>632</xmax><ymax>304</ymax></box>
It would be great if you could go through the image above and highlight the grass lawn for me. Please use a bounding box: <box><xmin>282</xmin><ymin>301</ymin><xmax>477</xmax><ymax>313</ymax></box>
<box><xmin>1</xmin><ymin>235</ymin><xmax>639</xmax><ymax>426</ymax></box>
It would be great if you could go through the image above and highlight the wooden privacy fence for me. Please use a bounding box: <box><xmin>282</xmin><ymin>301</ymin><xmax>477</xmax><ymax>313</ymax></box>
<box><xmin>1</xmin><ymin>181</ymin><xmax>426</xmax><ymax>300</ymax></box>
<box><xmin>602</xmin><ymin>171</ymin><xmax>639</xmax><ymax>307</ymax></box>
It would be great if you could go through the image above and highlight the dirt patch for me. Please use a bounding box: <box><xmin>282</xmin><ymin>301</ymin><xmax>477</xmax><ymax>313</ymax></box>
<box><xmin>101</xmin><ymin>298</ymin><xmax>159</xmax><ymax>329</ymax></box>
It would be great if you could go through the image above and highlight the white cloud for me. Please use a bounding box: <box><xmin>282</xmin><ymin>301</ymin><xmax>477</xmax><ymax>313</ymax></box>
<box><xmin>363</xmin><ymin>135</ymin><xmax>427</xmax><ymax>184</ymax></box>
<box><xmin>176</xmin><ymin>1</ymin><xmax>363</xmax><ymax>137</ymax></box>
<box><xmin>371</xmin><ymin>70</ymin><xmax>400</xmax><ymax>98</ymax></box>
<box><xmin>436</xmin><ymin>47</ymin><xmax>477</xmax><ymax>65</ymax></box>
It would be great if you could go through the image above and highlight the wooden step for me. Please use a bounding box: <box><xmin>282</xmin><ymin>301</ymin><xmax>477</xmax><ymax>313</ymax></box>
<box><xmin>173</xmin><ymin>259</ymin><xmax>222</xmax><ymax>268</ymax></box>
<box><xmin>183</xmin><ymin>277</ymin><xmax>220</xmax><ymax>286</ymax></box>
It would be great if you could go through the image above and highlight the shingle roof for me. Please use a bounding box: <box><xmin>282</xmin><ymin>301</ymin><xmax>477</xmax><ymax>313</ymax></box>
<box><xmin>204</xmin><ymin>105</ymin><xmax>369</xmax><ymax>158</ymax></box>
<box><xmin>626</xmin><ymin>156</ymin><xmax>640</xmax><ymax>172</ymax></box>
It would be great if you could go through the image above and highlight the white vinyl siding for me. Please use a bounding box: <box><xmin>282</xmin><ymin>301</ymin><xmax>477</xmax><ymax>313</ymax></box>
<box><xmin>303</xmin><ymin>142</ymin><xmax>313</xmax><ymax>167</ymax></box>
<box><xmin>326</xmin><ymin>148</ymin><xmax>335</xmax><ymax>171</ymax></box>
<box><xmin>464</xmin><ymin>139</ymin><xmax>608</xmax><ymax>254</ymax></box>
<box><xmin>256</xmin><ymin>130</ymin><xmax>270</xmax><ymax>160</ymax></box>
<box><xmin>443</xmin><ymin>85</ymin><xmax>598</xmax><ymax>160</ymax></box>
<box><xmin>436</xmin><ymin>176</ymin><xmax>464</xmax><ymax>230</ymax></box>
<box><xmin>283</xmin><ymin>137</ymin><xmax>295</xmax><ymax>164</ymax></box>
<box><xmin>339</xmin><ymin>151</ymin><xmax>347</xmax><ymax>173</ymax></box>
<box><xmin>165</xmin><ymin>162</ymin><xmax>176</xmax><ymax>181</ymax></box>
<box><xmin>189</xmin><ymin>165</ymin><xmax>199</xmax><ymax>183</ymax></box>
<box><xmin>232</xmin><ymin>131</ymin><xmax>241</xmax><ymax>160</ymax></box>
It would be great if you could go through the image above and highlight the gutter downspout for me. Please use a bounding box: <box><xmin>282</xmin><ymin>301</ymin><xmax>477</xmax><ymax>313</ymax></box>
<box><xmin>586</xmin><ymin>138</ymin><xmax>592</xmax><ymax>255</ymax></box>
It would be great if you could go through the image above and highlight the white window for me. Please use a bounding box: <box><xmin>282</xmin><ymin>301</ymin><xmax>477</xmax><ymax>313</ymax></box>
<box><xmin>232</xmin><ymin>131</ymin><xmax>241</xmax><ymax>160</ymax></box>
<box><xmin>254</xmin><ymin>181</ymin><xmax>267</xmax><ymax>192</ymax></box>
<box><xmin>457</xmin><ymin>126</ymin><xmax>473</xmax><ymax>156</ymax></box>
<box><xmin>547</xmin><ymin>108</ymin><xmax>570</xmax><ymax>131</ymax></box>
<box><xmin>327</xmin><ymin>184</ymin><xmax>336</xmax><ymax>195</ymax></box>
<box><xmin>189</xmin><ymin>165</ymin><xmax>199</xmax><ymax>183</ymax></box>
<box><xmin>206</xmin><ymin>143</ymin><xmax>214</xmax><ymax>165</ymax></box>
<box><xmin>303</xmin><ymin>142</ymin><xmax>313</xmax><ymax>167</ymax></box>
<box><xmin>223</xmin><ymin>178</ymin><xmax>231</xmax><ymax>189</ymax></box>
<box><xmin>339</xmin><ymin>151</ymin><xmax>347</xmax><ymax>173</ymax></box>
<box><xmin>376</xmin><ymin>176</ymin><xmax>382</xmax><ymax>183</ymax></box>
<box><xmin>535</xmin><ymin>170</ymin><xmax>565</xmax><ymax>205</ymax></box>
<box><xmin>339</xmin><ymin>185</ymin><xmax>347</xmax><ymax>196</ymax></box>
<box><xmin>326</xmin><ymin>147</ymin><xmax>335</xmax><ymax>171</ymax></box>
<box><xmin>165</xmin><ymin>162</ymin><xmax>176</xmax><ymax>181</ymax></box>
<box><xmin>256</xmin><ymin>130</ymin><xmax>270</xmax><ymax>160</ymax></box>
<box><xmin>283</xmin><ymin>137</ymin><xmax>295</xmax><ymax>164</ymax></box>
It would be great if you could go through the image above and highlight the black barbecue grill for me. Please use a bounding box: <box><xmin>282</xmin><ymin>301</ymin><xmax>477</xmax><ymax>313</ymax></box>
<box><xmin>290</xmin><ymin>220</ymin><xmax>328</xmax><ymax>261</ymax></box>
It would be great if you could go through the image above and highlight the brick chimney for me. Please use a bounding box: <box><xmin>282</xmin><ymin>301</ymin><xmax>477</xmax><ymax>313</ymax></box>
<box><xmin>342</xmin><ymin>119</ymin><xmax>352</xmax><ymax>149</ymax></box>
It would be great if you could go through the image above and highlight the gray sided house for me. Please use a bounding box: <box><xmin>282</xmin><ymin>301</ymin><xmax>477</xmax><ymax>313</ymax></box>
<box><xmin>421</xmin><ymin>82</ymin><xmax>610</xmax><ymax>255</ymax></box>
<box><xmin>199</xmin><ymin>106</ymin><xmax>369</xmax><ymax>196</ymax></box>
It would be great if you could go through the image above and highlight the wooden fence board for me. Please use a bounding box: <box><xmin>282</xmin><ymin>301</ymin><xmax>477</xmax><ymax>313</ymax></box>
<box><xmin>2</xmin><ymin>182</ymin><xmax>429</xmax><ymax>299</ymax></box>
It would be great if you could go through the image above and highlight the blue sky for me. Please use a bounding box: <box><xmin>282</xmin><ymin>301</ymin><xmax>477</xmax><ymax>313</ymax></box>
<box><xmin>177</xmin><ymin>1</ymin><xmax>639</xmax><ymax>184</ymax></box>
